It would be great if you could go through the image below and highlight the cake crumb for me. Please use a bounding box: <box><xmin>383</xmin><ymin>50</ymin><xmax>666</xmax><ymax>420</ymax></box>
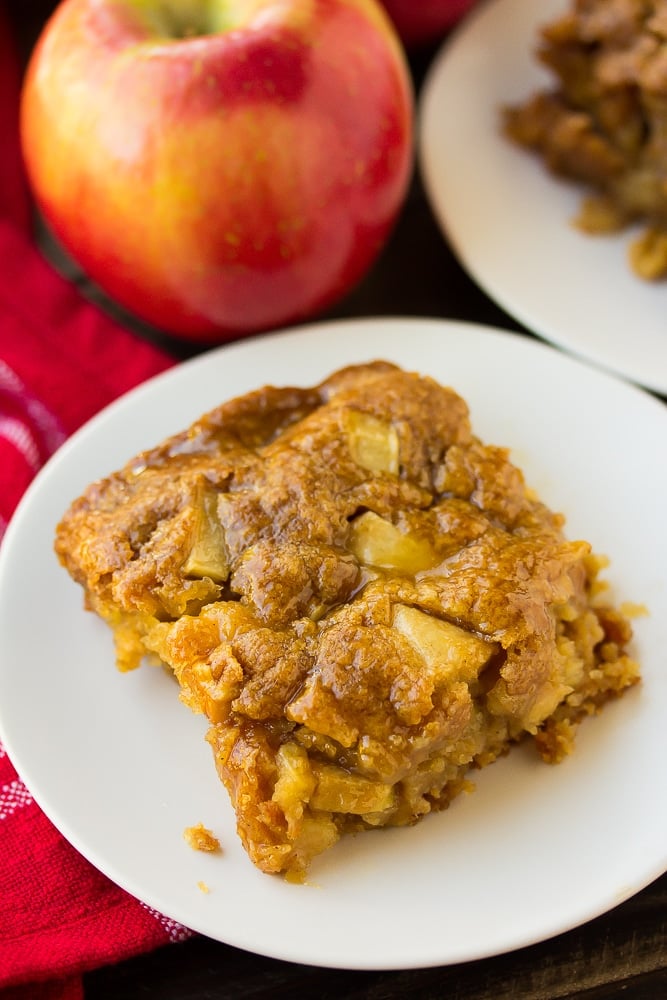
<box><xmin>197</xmin><ymin>880</ymin><xmax>210</xmax><ymax>894</ymax></box>
<box><xmin>620</xmin><ymin>601</ymin><xmax>649</xmax><ymax>619</ymax></box>
<box><xmin>183</xmin><ymin>823</ymin><xmax>221</xmax><ymax>853</ymax></box>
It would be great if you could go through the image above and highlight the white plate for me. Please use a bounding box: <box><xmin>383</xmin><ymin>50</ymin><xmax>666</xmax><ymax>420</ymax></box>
<box><xmin>0</xmin><ymin>317</ymin><xmax>666</xmax><ymax>971</ymax></box>
<box><xmin>419</xmin><ymin>0</ymin><xmax>667</xmax><ymax>396</ymax></box>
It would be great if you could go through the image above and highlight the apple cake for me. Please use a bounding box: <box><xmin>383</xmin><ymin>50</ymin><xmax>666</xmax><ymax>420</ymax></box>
<box><xmin>503</xmin><ymin>0</ymin><xmax>667</xmax><ymax>279</ymax></box>
<box><xmin>55</xmin><ymin>361</ymin><xmax>639</xmax><ymax>879</ymax></box>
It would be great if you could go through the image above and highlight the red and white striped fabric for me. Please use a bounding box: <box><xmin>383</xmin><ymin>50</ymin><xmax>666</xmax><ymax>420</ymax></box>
<box><xmin>0</xmin><ymin>354</ymin><xmax>67</xmax><ymax>541</ymax></box>
<box><xmin>0</xmin><ymin>4</ymin><xmax>194</xmax><ymax>997</ymax></box>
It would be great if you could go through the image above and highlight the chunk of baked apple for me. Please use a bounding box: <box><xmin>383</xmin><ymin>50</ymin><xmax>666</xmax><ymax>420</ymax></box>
<box><xmin>348</xmin><ymin>511</ymin><xmax>437</xmax><ymax>573</ymax></box>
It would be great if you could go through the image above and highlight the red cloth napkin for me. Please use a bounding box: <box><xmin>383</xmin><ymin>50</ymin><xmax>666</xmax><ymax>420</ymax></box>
<box><xmin>0</xmin><ymin>5</ymin><xmax>193</xmax><ymax>997</ymax></box>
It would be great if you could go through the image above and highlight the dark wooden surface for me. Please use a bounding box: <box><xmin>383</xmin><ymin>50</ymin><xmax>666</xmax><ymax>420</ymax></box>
<box><xmin>8</xmin><ymin>3</ymin><xmax>666</xmax><ymax>997</ymax></box>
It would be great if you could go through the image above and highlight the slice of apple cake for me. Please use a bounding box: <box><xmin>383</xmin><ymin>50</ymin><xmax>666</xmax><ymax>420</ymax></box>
<box><xmin>55</xmin><ymin>362</ymin><xmax>639</xmax><ymax>879</ymax></box>
<box><xmin>503</xmin><ymin>0</ymin><xmax>667</xmax><ymax>279</ymax></box>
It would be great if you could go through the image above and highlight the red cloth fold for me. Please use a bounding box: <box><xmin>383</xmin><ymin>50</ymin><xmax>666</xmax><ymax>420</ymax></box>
<box><xmin>0</xmin><ymin>4</ymin><xmax>191</xmax><ymax>997</ymax></box>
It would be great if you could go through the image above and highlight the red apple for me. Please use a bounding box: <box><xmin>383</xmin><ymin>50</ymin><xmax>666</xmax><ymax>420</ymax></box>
<box><xmin>380</xmin><ymin>0</ymin><xmax>476</xmax><ymax>48</ymax></box>
<box><xmin>20</xmin><ymin>0</ymin><xmax>413</xmax><ymax>342</ymax></box>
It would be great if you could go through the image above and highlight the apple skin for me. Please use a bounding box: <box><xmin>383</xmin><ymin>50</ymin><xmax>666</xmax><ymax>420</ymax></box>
<box><xmin>20</xmin><ymin>0</ymin><xmax>413</xmax><ymax>342</ymax></box>
<box><xmin>380</xmin><ymin>0</ymin><xmax>476</xmax><ymax>47</ymax></box>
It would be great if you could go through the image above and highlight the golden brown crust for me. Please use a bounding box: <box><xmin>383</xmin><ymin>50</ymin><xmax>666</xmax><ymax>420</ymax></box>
<box><xmin>55</xmin><ymin>362</ymin><xmax>640</xmax><ymax>878</ymax></box>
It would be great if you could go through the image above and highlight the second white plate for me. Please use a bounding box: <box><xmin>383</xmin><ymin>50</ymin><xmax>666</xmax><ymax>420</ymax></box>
<box><xmin>419</xmin><ymin>0</ymin><xmax>667</xmax><ymax>395</ymax></box>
